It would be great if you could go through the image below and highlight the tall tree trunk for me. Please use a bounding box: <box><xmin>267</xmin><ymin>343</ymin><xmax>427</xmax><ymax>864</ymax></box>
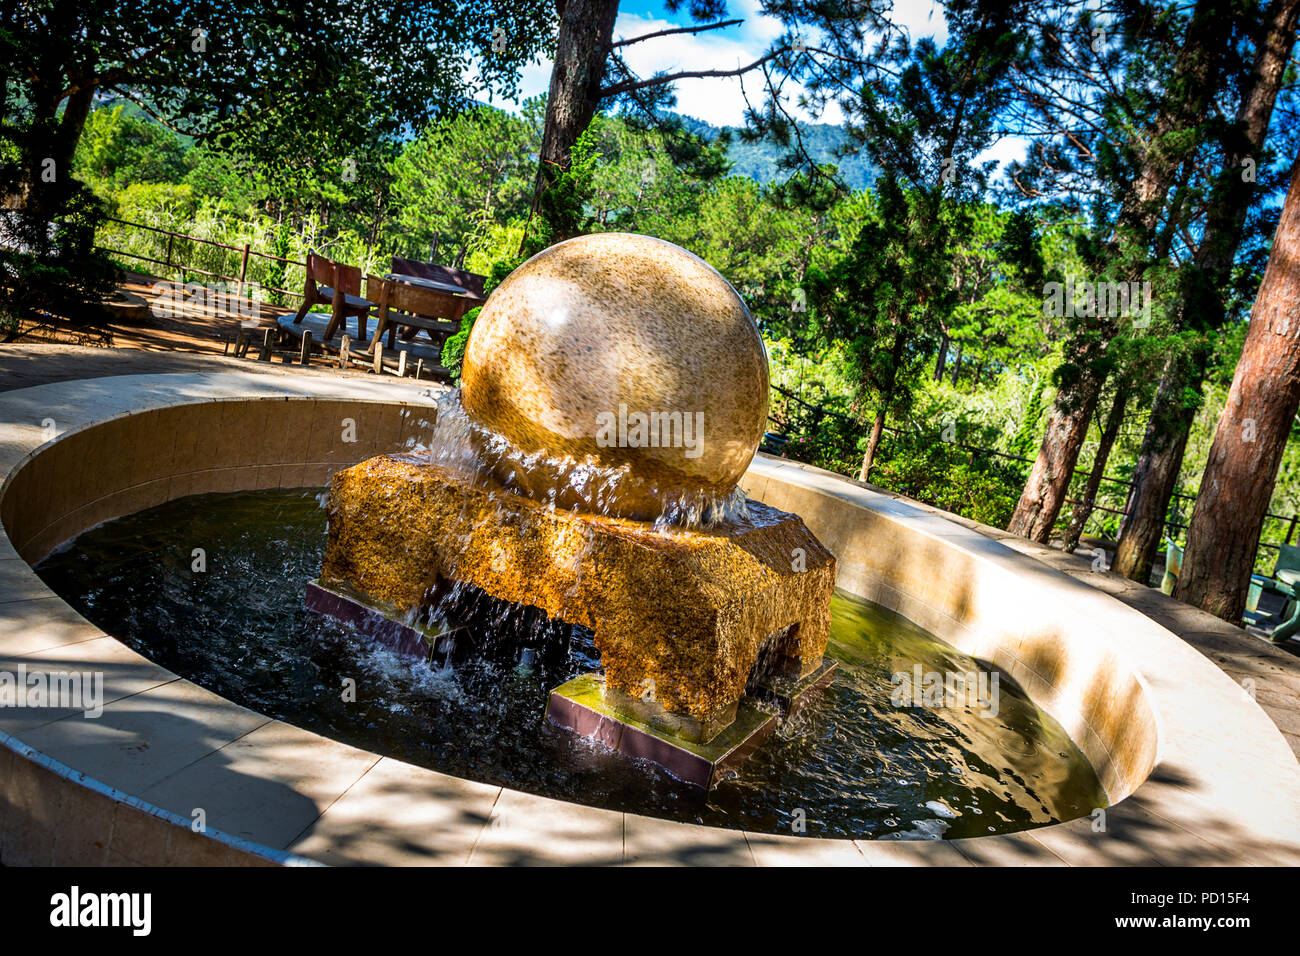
<box><xmin>1007</xmin><ymin>0</ymin><xmax>1230</xmax><ymax>543</ymax></box>
<box><xmin>1113</xmin><ymin>350</ymin><xmax>1204</xmax><ymax>581</ymax></box>
<box><xmin>1009</xmin><ymin>353</ymin><xmax>1109</xmax><ymax>540</ymax></box>
<box><xmin>530</xmin><ymin>0</ymin><xmax>620</xmax><ymax>223</ymax></box>
<box><xmin>1176</xmin><ymin>155</ymin><xmax>1300</xmax><ymax>621</ymax></box>
<box><xmin>1062</xmin><ymin>389</ymin><xmax>1128</xmax><ymax>553</ymax></box>
<box><xmin>934</xmin><ymin>335</ymin><xmax>949</xmax><ymax>381</ymax></box>
<box><xmin>859</xmin><ymin>408</ymin><xmax>886</xmax><ymax>482</ymax></box>
<box><xmin>859</xmin><ymin>326</ymin><xmax>907</xmax><ymax>481</ymax></box>
<box><xmin>950</xmin><ymin>346</ymin><xmax>962</xmax><ymax>385</ymax></box>
<box><xmin>1115</xmin><ymin>0</ymin><xmax>1300</xmax><ymax>582</ymax></box>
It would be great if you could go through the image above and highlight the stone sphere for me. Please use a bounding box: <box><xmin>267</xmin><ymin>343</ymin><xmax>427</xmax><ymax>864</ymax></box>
<box><xmin>460</xmin><ymin>232</ymin><xmax>769</xmax><ymax>520</ymax></box>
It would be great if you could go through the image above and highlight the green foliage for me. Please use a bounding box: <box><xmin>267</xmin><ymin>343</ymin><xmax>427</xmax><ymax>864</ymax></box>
<box><xmin>441</xmin><ymin>307</ymin><xmax>481</xmax><ymax>380</ymax></box>
<box><xmin>390</xmin><ymin>102</ymin><xmax>540</xmax><ymax>264</ymax></box>
<box><xmin>870</xmin><ymin>429</ymin><xmax>1027</xmax><ymax>528</ymax></box>
<box><xmin>264</xmin><ymin>220</ymin><xmax>294</xmax><ymax>307</ymax></box>
<box><xmin>463</xmin><ymin>221</ymin><xmax>529</xmax><ymax>279</ymax></box>
<box><xmin>531</xmin><ymin>123</ymin><xmax>605</xmax><ymax>250</ymax></box>
<box><xmin>108</xmin><ymin>182</ymin><xmax>198</xmax><ymax>225</ymax></box>
<box><xmin>181</xmin><ymin>143</ymin><xmax>268</xmax><ymax>214</ymax></box>
<box><xmin>73</xmin><ymin>106</ymin><xmax>189</xmax><ymax>199</ymax></box>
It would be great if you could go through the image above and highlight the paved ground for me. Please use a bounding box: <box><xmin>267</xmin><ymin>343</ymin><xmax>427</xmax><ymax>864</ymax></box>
<box><xmin>11</xmin><ymin>271</ymin><xmax>288</xmax><ymax>354</ymax></box>
<box><xmin>0</xmin><ymin>340</ymin><xmax>383</xmax><ymax>393</ymax></box>
<box><xmin>9</xmin><ymin>271</ymin><xmax>445</xmax><ymax>383</ymax></box>
<box><xmin>4</xmin><ymin>341</ymin><xmax>1299</xmax><ymax>765</ymax></box>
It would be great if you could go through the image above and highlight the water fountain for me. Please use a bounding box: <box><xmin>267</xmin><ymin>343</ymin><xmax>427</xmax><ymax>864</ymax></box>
<box><xmin>5</xmin><ymin>314</ymin><xmax>1293</xmax><ymax>860</ymax></box>
<box><xmin>308</xmin><ymin>232</ymin><xmax>839</xmax><ymax>786</ymax></box>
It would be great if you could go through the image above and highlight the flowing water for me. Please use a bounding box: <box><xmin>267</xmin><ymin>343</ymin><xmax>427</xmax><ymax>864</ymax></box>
<box><xmin>414</xmin><ymin>392</ymin><xmax>752</xmax><ymax>529</ymax></box>
<box><xmin>36</xmin><ymin>488</ymin><xmax>1106</xmax><ymax>840</ymax></box>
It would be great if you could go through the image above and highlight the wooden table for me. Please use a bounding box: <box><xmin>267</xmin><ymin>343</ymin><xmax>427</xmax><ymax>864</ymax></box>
<box><xmin>385</xmin><ymin>274</ymin><xmax>484</xmax><ymax>343</ymax></box>
<box><xmin>387</xmin><ymin>273</ymin><xmax>484</xmax><ymax>300</ymax></box>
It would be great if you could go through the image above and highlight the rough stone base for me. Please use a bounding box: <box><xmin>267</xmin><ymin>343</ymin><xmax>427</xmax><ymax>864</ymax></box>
<box><xmin>320</xmin><ymin>455</ymin><xmax>837</xmax><ymax>727</ymax></box>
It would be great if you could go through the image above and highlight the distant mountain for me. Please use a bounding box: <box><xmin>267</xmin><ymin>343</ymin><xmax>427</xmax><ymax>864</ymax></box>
<box><xmin>671</xmin><ymin>114</ymin><xmax>878</xmax><ymax>191</ymax></box>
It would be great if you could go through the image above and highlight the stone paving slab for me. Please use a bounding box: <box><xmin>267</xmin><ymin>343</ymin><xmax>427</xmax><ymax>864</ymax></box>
<box><xmin>17</xmin><ymin>679</ymin><xmax>272</xmax><ymax>795</ymax></box>
<box><xmin>621</xmin><ymin>811</ymin><xmax>753</xmax><ymax>866</ymax></box>
<box><xmin>138</xmin><ymin>720</ymin><xmax>381</xmax><ymax>850</ymax></box>
<box><xmin>467</xmin><ymin>787</ymin><xmax>625</xmax><ymax>867</ymax></box>
<box><xmin>289</xmin><ymin>757</ymin><xmax>501</xmax><ymax>866</ymax></box>
<box><xmin>853</xmin><ymin>837</ymin><xmax>973</xmax><ymax>866</ymax></box>
<box><xmin>0</xmin><ymin>637</ymin><xmax>176</xmax><ymax>735</ymax></box>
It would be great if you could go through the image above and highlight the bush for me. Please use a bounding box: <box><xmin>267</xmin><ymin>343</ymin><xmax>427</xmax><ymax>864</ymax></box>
<box><xmin>110</xmin><ymin>181</ymin><xmax>198</xmax><ymax>227</ymax></box>
<box><xmin>1</xmin><ymin>177</ymin><xmax>120</xmax><ymax>329</ymax></box>
<box><xmin>440</xmin><ymin>306</ymin><xmax>480</xmax><ymax>379</ymax></box>
<box><xmin>769</xmin><ymin>391</ymin><xmax>1026</xmax><ymax>527</ymax></box>
<box><xmin>871</xmin><ymin>428</ymin><xmax>1026</xmax><ymax>527</ymax></box>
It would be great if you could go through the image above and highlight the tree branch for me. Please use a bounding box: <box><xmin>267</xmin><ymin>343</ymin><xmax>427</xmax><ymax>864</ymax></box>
<box><xmin>612</xmin><ymin>19</ymin><xmax>742</xmax><ymax>48</ymax></box>
<box><xmin>600</xmin><ymin>50</ymin><xmax>785</xmax><ymax>98</ymax></box>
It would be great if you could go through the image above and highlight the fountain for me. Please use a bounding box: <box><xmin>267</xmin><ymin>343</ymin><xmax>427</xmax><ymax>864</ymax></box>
<box><xmin>6</xmin><ymin>330</ymin><xmax>1293</xmax><ymax>860</ymax></box>
<box><xmin>309</xmin><ymin>233</ymin><xmax>839</xmax><ymax>786</ymax></box>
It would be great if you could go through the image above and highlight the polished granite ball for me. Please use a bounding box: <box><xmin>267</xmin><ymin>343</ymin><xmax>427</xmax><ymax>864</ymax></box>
<box><xmin>460</xmin><ymin>232</ymin><xmax>769</xmax><ymax>520</ymax></box>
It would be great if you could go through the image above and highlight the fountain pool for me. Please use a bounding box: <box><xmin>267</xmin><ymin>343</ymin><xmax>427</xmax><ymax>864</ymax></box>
<box><xmin>3</xmin><ymin>376</ymin><xmax>1298</xmax><ymax>866</ymax></box>
<box><xmin>35</xmin><ymin>488</ymin><xmax>1106</xmax><ymax>841</ymax></box>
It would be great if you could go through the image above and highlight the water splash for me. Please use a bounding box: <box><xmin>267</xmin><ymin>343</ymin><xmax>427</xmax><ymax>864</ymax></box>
<box><xmin>400</xmin><ymin>391</ymin><xmax>750</xmax><ymax>532</ymax></box>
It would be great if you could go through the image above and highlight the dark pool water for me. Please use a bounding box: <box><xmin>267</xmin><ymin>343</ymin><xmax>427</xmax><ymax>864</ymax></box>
<box><xmin>36</xmin><ymin>489</ymin><xmax>1106</xmax><ymax>840</ymax></box>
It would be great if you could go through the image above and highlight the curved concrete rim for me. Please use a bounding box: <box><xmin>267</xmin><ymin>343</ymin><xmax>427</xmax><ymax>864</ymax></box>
<box><xmin>0</xmin><ymin>371</ymin><xmax>1295</xmax><ymax>866</ymax></box>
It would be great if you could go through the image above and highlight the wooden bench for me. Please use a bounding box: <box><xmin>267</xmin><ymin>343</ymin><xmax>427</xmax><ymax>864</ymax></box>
<box><xmin>292</xmin><ymin>252</ymin><xmax>375</xmax><ymax>341</ymax></box>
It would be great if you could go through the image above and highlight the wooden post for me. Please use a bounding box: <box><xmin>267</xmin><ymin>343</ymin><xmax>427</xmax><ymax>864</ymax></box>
<box><xmin>339</xmin><ymin>334</ymin><xmax>351</xmax><ymax>371</ymax></box>
<box><xmin>237</xmin><ymin>242</ymin><xmax>251</xmax><ymax>298</ymax></box>
<box><xmin>258</xmin><ymin>327</ymin><xmax>273</xmax><ymax>361</ymax></box>
<box><xmin>373</xmin><ymin>342</ymin><xmax>384</xmax><ymax>375</ymax></box>
<box><xmin>415</xmin><ymin>359</ymin><xmax>425</xmax><ymax>380</ymax></box>
<box><xmin>300</xmin><ymin>329</ymin><xmax>312</xmax><ymax>366</ymax></box>
<box><xmin>397</xmin><ymin>348</ymin><xmax>408</xmax><ymax>378</ymax></box>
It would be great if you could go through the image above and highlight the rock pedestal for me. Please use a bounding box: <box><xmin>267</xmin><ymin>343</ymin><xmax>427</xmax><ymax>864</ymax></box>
<box><xmin>318</xmin><ymin>455</ymin><xmax>836</xmax><ymax>742</ymax></box>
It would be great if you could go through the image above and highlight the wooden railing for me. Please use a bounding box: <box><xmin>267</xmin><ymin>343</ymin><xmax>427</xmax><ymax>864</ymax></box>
<box><xmin>96</xmin><ymin>217</ymin><xmax>306</xmax><ymax>303</ymax></box>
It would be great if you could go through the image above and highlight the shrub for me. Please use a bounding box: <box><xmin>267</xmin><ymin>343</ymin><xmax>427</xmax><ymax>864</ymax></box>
<box><xmin>871</xmin><ymin>428</ymin><xmax>1026</xmax><ymax>527</ymax></box>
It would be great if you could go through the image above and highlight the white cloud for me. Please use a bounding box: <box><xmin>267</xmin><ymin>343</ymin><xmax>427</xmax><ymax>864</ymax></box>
<box><xmin>889</xmin><ymin>0</ymin><xmax>949</xmax><ymax>45</ymax></box>
<box><xmin>612</xmin><ymin>10</ymin><xmax>804</xmax><ymax>127</ymax></box>
<box><xmin>975</xmin><ymin>134</ymin><xmax>1031</xmax><ymax>172</ymax></box>
<box><xmin>488</xmin><ymin>3</ymin><xmax>839</xmax><ymax>128</ymax></box>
